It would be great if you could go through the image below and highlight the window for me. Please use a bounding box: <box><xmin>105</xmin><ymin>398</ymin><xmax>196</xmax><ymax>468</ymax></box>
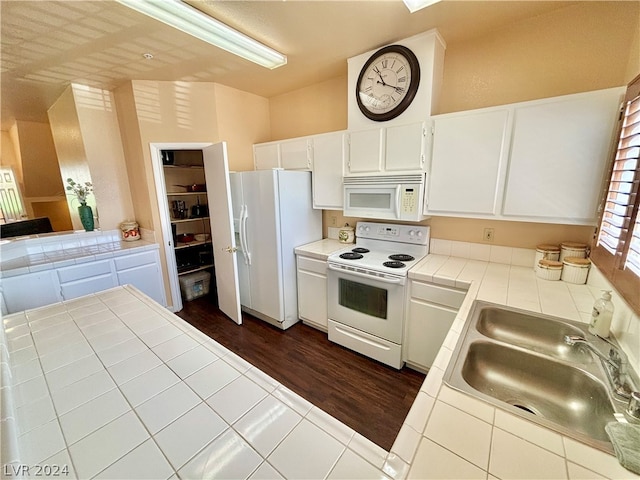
<box><xmin>591</xmin><ymin>74</ymin><xmax>640</xmax><ymax>314</ymax></box>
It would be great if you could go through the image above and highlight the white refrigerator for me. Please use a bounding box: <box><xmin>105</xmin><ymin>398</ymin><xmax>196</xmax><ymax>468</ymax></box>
<box><xmin>229</xmin><ymin>169</ymin><xmax>322</xmax><ymax>329</ymax></box>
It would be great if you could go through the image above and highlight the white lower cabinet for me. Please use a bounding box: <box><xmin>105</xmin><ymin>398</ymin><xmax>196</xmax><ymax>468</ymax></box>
<box><xmin>404</xmin><ymin>279</ymin><xmax>466</xmax><ymax>372</ymax></box>
<box><xmin>114</xmin><ymin>250</ymin><xmax>166</xmax><ymax>306</ymax></box>
<box><xmin>58</xmin><ymin>260</ymin><xmax>117</xmax><ymax>301</ymax></box>
<box><xmin>0</xmin><ymin>270</ymin><xmax>62</xmax><ymax>314</ymax></box>
<box><xmin>0</xmin><ymin>247</ymin><xmax>166</xmax><ymax>314</ymax></box>
<box><xmin>296</xmin><ymin>255</ymin><xmax>328</xmax><ymax>331</ymax></box>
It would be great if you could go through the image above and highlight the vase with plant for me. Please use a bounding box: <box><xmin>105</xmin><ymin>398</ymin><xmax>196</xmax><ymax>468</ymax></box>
<box><xmin>66</xmin><ymin>178</ymin><xmax>95</xmax><ymax>231</ymax></box>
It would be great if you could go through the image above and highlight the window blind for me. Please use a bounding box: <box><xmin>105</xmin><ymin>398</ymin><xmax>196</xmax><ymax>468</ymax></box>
<box><xmin>592</xmin><ymin>75</ymin><xmax>640</xmax><ymax>314</ymax></box>
<box><xmin>597</xmin><ymin>93</ymin><xmax>640</xmax><ymax>258</ymax></box>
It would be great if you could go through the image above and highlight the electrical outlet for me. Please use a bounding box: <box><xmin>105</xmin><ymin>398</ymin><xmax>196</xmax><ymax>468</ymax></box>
<box><xmin>483</xmin><ymin>228</ymin><xmax>495</xmax><ymax>242</ymax></box>
<box><xmin>331</xmin><ymin>216</ymin><xmax>337</xmax><ymax>226</ymax></box>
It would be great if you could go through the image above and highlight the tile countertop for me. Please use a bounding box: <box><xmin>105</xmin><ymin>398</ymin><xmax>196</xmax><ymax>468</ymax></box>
<box><xmin>2</xmin><ymin>249</ymin><xmax>638</xmax><ymax>479</ymax></box>
<box><xmin>0</xmin><ymin>235</ymin><xmax>159</xmax><ymax>277</ymax></box>
<box><xmin>401</xmin><ymin>253</ymin><xmax>639</xmax><ymax>480</ymax></box>
<box><xmin>294</xmin><ymin>238</ymin><xmax>347</xmax><ymax>260</ymax></box>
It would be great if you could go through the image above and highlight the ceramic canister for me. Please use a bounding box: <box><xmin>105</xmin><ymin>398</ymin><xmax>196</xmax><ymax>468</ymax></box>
<box><xmin>534</xmin><ymin>244</ymin><xmax>560</xmax><ymax>271</ymax></box>
<box><xmin>536</xmin><ymin>259</ymin><xmax>563</xmax><ymax>281</ymax></box>
<box><xmin>561</xmin><ymin>257</ymin><xmax>591</xmax><ymax>284</ymax></box>
<box><xmin>338</xmin><ymin>225</ymin><xmax>355</xmax><ymax>244</ymax></box>
<box><xmin>560</xmin><ymin>241</ymin><xmax>588</xmax><ymax>261</ymax></box>
<box><xmin>119</xmin><ymin>220</ymin><xmax>140</xmax><ymax>242</ymax></box>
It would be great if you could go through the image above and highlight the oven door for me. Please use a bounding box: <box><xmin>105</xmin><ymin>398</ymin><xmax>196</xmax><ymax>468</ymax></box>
<box><xmin>327</xmin><ymin>264</ymin><xmax>405</xmax><ymax>344</ymax></box>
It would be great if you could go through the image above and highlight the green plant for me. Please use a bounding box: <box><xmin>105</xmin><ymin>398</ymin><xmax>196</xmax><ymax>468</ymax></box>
<box><xmin>66</xmin><ymin>178</ymin><xmax>93</xmax><ymax>205</ymax></box>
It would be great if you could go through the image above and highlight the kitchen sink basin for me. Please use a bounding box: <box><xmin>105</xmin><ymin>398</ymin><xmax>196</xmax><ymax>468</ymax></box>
<box><xmin>461</xmin><ymin>341</ymin><xmax>614</xmax><ymax>442</ymax></box>
<box><xmin>475</xmin><ymin>306</ymin><xmax>594</xmax><ymax>364</ymax></box>
<box><xmin>444</xmin><ymin>300</ymin><xmax>637</xmax><ymax>453</ymax></box>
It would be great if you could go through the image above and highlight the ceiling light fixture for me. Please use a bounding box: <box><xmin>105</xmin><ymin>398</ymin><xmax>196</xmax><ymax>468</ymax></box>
<box><xmin>402</xmin><ymin>0</ymin><xmax>441</xmax><ymax>13</ymax></box>
<box><xmin>116</xmin><ymin>0</ymin><xmax>287</xmax><ymax>69</ymax></box>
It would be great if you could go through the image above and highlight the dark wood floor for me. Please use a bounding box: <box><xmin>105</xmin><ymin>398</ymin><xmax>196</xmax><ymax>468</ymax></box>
<box><xmin>176</xmin><ymin>294</ymin><xmax>425</xmax><ymax>451</ymax></box>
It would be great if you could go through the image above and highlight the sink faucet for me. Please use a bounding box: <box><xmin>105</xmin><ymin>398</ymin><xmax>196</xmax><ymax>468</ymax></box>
<box><xmin>563</xmin><ymin>334</ymin><xmax>632</xmax><ymax>400</ymax></box>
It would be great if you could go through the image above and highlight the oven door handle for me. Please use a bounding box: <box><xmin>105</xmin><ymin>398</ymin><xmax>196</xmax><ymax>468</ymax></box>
<box><xmin>328</xmin><ymin>264</ymin><xmax>405</xmax><ymax>284</ymax></box>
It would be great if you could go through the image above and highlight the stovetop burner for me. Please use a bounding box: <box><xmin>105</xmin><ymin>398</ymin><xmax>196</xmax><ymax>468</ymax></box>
<box><xmin>383</xmin><ymin>260</ymin><xmax>406</xmax><ymax>269</ymax></box>
<box><xmin>352</xmin><ymin>247</ymin><xmax>370</xmax><ymax>254</ymax></box>
<box><xmin>339</xmin><ymin>252</ymin><xmax>364</xmax><ymax>260</ymax></box>
<box><xmin>388</xmin><ymin>254</ymin><xmax>415</xmax><ymax>262</ymax></box>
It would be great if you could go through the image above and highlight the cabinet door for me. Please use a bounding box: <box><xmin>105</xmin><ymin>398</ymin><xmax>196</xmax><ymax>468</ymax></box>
<box><xmin>0</xmin><ymin>271</ymin><xmax>61</xmax><ymax>314</ymax></box>
<box><xmin>405</xmin><ymin>299</ymin><xmax>457</xmax><ymax>370</ymax></box>
<box><xmin>254</xmin><ymin>143</ymin><xmax>280</xmax><ymax>170</ymax></box>
<box><xmin>385</xmin><ymin>122</ymin><xmax>425</xmax><ymax>172</ymax></box>
<box><xmin>427</xmin><ymin>109</ymin><xmax>509</xmax><ymax>215</ymax></box>
<box><xmin>296</xmin><ymin>256</ymin><xmax>327</xmax><ymax>330</ymax></box>
<box><xmin>312</xmin><ymin>131</ymin><xmax>345</xmax><ymax>209</ymax></box>
<box><xmin>347</xmin><ymin>128</ymin><xmax>383</xmax><ymax>174</ymax></box>
<box><xmin>117</xmin><ymin>263</ymin><xmax>166</xmax><ymax>306</ymax></box>
<box><xmin>58</xmin><ymin>260</ymin><xmax>117</xmax><ymax>300</ymax></box>
<box><xmin>503</xmin><ymin>89</ymin><xmax>622</xmax><ymax>222</ymax></box>
<box><xmin>280</xmin><ymin>138</ymin><xmax>311</xmax><ymax>170</ymax></box>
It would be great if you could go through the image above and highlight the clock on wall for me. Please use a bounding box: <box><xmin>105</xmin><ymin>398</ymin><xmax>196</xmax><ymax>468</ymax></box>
<box><xmin>355</xmin><ymin>44</ymin><xmax>421</xmax><ymax>122</ymax></box>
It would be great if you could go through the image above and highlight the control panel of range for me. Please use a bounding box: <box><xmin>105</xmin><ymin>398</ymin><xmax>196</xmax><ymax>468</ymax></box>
<box><xmin>355</xmin><ymin>222</ymin><xmax>430</xmax><ymax>245</ymax></box>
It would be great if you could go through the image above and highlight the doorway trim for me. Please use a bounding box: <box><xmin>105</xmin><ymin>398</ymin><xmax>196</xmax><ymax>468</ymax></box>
<box><xmin>149</xmin><ymin>142</ymin><xmax>213</xmax><ymax>312</ymax></box>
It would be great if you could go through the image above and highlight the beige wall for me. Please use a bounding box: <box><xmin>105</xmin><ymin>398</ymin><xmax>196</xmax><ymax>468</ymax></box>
<box><xmin>271</xmin><ymin>2</ymin><xmax>639</xmax><ymax>248</ymax></box>
<box><xmin>269</xmin><ymin>76</ymin><xmax>348</xmax><ymax>140</ymax></box>
<box><xmin>438</xmin><ymin>2</ymin><xmax>639</xmax><ymax>114</ymax></box>
<box><xmin>72</xmin><ymin>84</ymin><xmax>134</xmax><ymax>230</ymax></box>
<box><xmin>213</xmin><ymin>83</ymin><xmax>271</xmax><ymax>172</ymax></box>
<box><xmin>48</xmin><ymin>88</ymin><xmax>96</xmax><ymax>231</ymax></box>
<box><xmin>48</xmin><ymin>85</ymin><xmax>134</xmax><ymax>231</ymax></box>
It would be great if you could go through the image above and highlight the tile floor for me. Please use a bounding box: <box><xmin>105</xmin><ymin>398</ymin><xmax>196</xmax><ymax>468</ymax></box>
<box><xmin>1</xmin><ymin>286</ymin><xmax>393</xmax><ymax>479</ymax></box>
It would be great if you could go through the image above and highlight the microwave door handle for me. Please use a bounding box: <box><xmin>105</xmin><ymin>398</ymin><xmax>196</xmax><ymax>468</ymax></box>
<box><xmin>395</xmin><ymin>185</ymin><xmax>402</xmax><ymax>218</ymax></box>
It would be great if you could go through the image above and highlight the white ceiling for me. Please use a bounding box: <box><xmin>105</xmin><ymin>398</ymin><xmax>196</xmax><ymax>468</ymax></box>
<box><xmin>1</xmin><ymin>0</ymin><xmax>577</xmax><ymax>130</ymax></box>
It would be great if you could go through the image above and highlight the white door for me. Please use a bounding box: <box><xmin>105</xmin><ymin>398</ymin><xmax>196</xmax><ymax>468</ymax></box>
<box><xmin>203</xmin><ymin>142</ymin><xmax>242</xmax><ymax>325</ymax></box>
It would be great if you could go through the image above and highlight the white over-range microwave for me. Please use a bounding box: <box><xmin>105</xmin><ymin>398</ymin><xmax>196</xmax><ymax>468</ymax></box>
<box><xmin>343</xmin><ymin>174</ymin><xmax>428</xmax><ymax>222</ymax></box>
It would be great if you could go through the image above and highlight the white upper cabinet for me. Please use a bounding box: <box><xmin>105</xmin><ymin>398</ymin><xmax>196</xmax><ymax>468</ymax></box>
<box><xmin>427</xmin><ymin>109</ymin><xmax>510</xmax><ymax>215</ymax></box>
<box><xmin>346</xmin><ymin>128</ymin><xmax>384</xmax><ymax>174</ymax></box>
<box><xmin>345</xmin><ymin>121</ymin><xmax>426</xmax><ymax>176</ymax></box>
<box><xmin>254</xmin><ymin>138</ymin><xmax>311</xmax><ymax>171</ymax></box>
<box><xmin>502</xmin><ymin>88</ymin><xmax>623</xmax><ymax>223</ymax></box>
<box><xmin>425</xmin><ymin>87</ymin><xmax>624</xmax><ymax>225</ymax></box>
<box><xmin>311</xmin><ymin>131</ymin><xmax>346</xmax><ymax>210</ymax></box>
<box><xmin>280</xmin><ymin>138</ymin><xmax>312</xmax><ymax>170</ymax></box>
<box><xmin>254</xmin><ymin>143</ymin><xmax>280</xmax><ymax>170</ymax></box>
<box><xmin>385</xmin><ymin>121</ymin><xmax>427</xmax><ymax>172</ymax></box>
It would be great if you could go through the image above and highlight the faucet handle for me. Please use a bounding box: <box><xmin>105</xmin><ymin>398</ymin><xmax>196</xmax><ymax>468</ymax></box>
<box><xmin>627</xmin><ymin>391</ymin><xmax>640</xmax><ymax>420</ymax></box>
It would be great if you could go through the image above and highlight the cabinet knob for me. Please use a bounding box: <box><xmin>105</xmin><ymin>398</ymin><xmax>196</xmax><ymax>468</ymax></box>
<box><xmin>224</xmin><ymin>246</ymin><xmax>238</xmax><ymax>253</ymax></box>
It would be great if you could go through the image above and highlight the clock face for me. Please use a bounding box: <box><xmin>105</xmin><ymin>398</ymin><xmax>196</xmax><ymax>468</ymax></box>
<box><xmin>356</xmin><ymin>45</ymin><xmax>420</xmax><ymax>122</ymax></box>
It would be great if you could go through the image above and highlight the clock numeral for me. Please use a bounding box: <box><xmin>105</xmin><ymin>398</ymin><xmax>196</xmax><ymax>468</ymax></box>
<box><xmin>382</xmin><ymin>59</ymin><xmax>388</xmax><ymax>68</ymax></box>
<box><xmin>398</xmin><ymin>76</ymin><xmax>407</xmax><ymax>83</ymax></box>
<box><xmin>396</xmin><ymin>65</ymin><xmax>405</xmax><ymax>74</ymax></box>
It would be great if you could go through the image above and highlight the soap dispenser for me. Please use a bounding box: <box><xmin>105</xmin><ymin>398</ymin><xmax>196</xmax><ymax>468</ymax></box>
<box><xmin>589</xmin><ymin>290</ymin><xmax>614</xmax><ymax>338</ymax></box>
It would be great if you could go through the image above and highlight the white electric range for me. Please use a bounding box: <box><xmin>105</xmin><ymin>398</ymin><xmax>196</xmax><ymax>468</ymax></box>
<box><xmin>326</xmin><ymin>222</ymin><xmax>430</xmax><ymax>368</ymax></box>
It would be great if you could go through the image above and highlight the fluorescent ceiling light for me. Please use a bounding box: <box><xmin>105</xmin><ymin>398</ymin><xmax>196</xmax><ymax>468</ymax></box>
<box><xmin>116</xmin><ymin>0</ymin><xmax>287</xmax><ymax>69</ymax></box>
<box><xmin>402</xmin><ymin>0</ymin><xmax>441</xmax><ymax>13</ymax></box>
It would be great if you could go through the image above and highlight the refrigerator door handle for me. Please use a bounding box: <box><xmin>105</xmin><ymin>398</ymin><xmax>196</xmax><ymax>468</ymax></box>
<box><xmin>240</xmin><ymin>204</ymin><xmax>252</xmax><ymax>265</ymax></box>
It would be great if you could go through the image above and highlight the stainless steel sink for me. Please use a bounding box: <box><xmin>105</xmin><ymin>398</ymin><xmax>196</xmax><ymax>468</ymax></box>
<box><xmin>444</xmin><ymin>300</ymin><xmax>638</xmax><ymax>453</ymax></box>
<box><xmin>475</xmin><ymin>306</ymin><xmax>594</xmax><ymax>364</ymax></box>
<box><xmin>461</xmin><ymin>341</ymin><xmax>614</xmax><ymax>442</ymax></box>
